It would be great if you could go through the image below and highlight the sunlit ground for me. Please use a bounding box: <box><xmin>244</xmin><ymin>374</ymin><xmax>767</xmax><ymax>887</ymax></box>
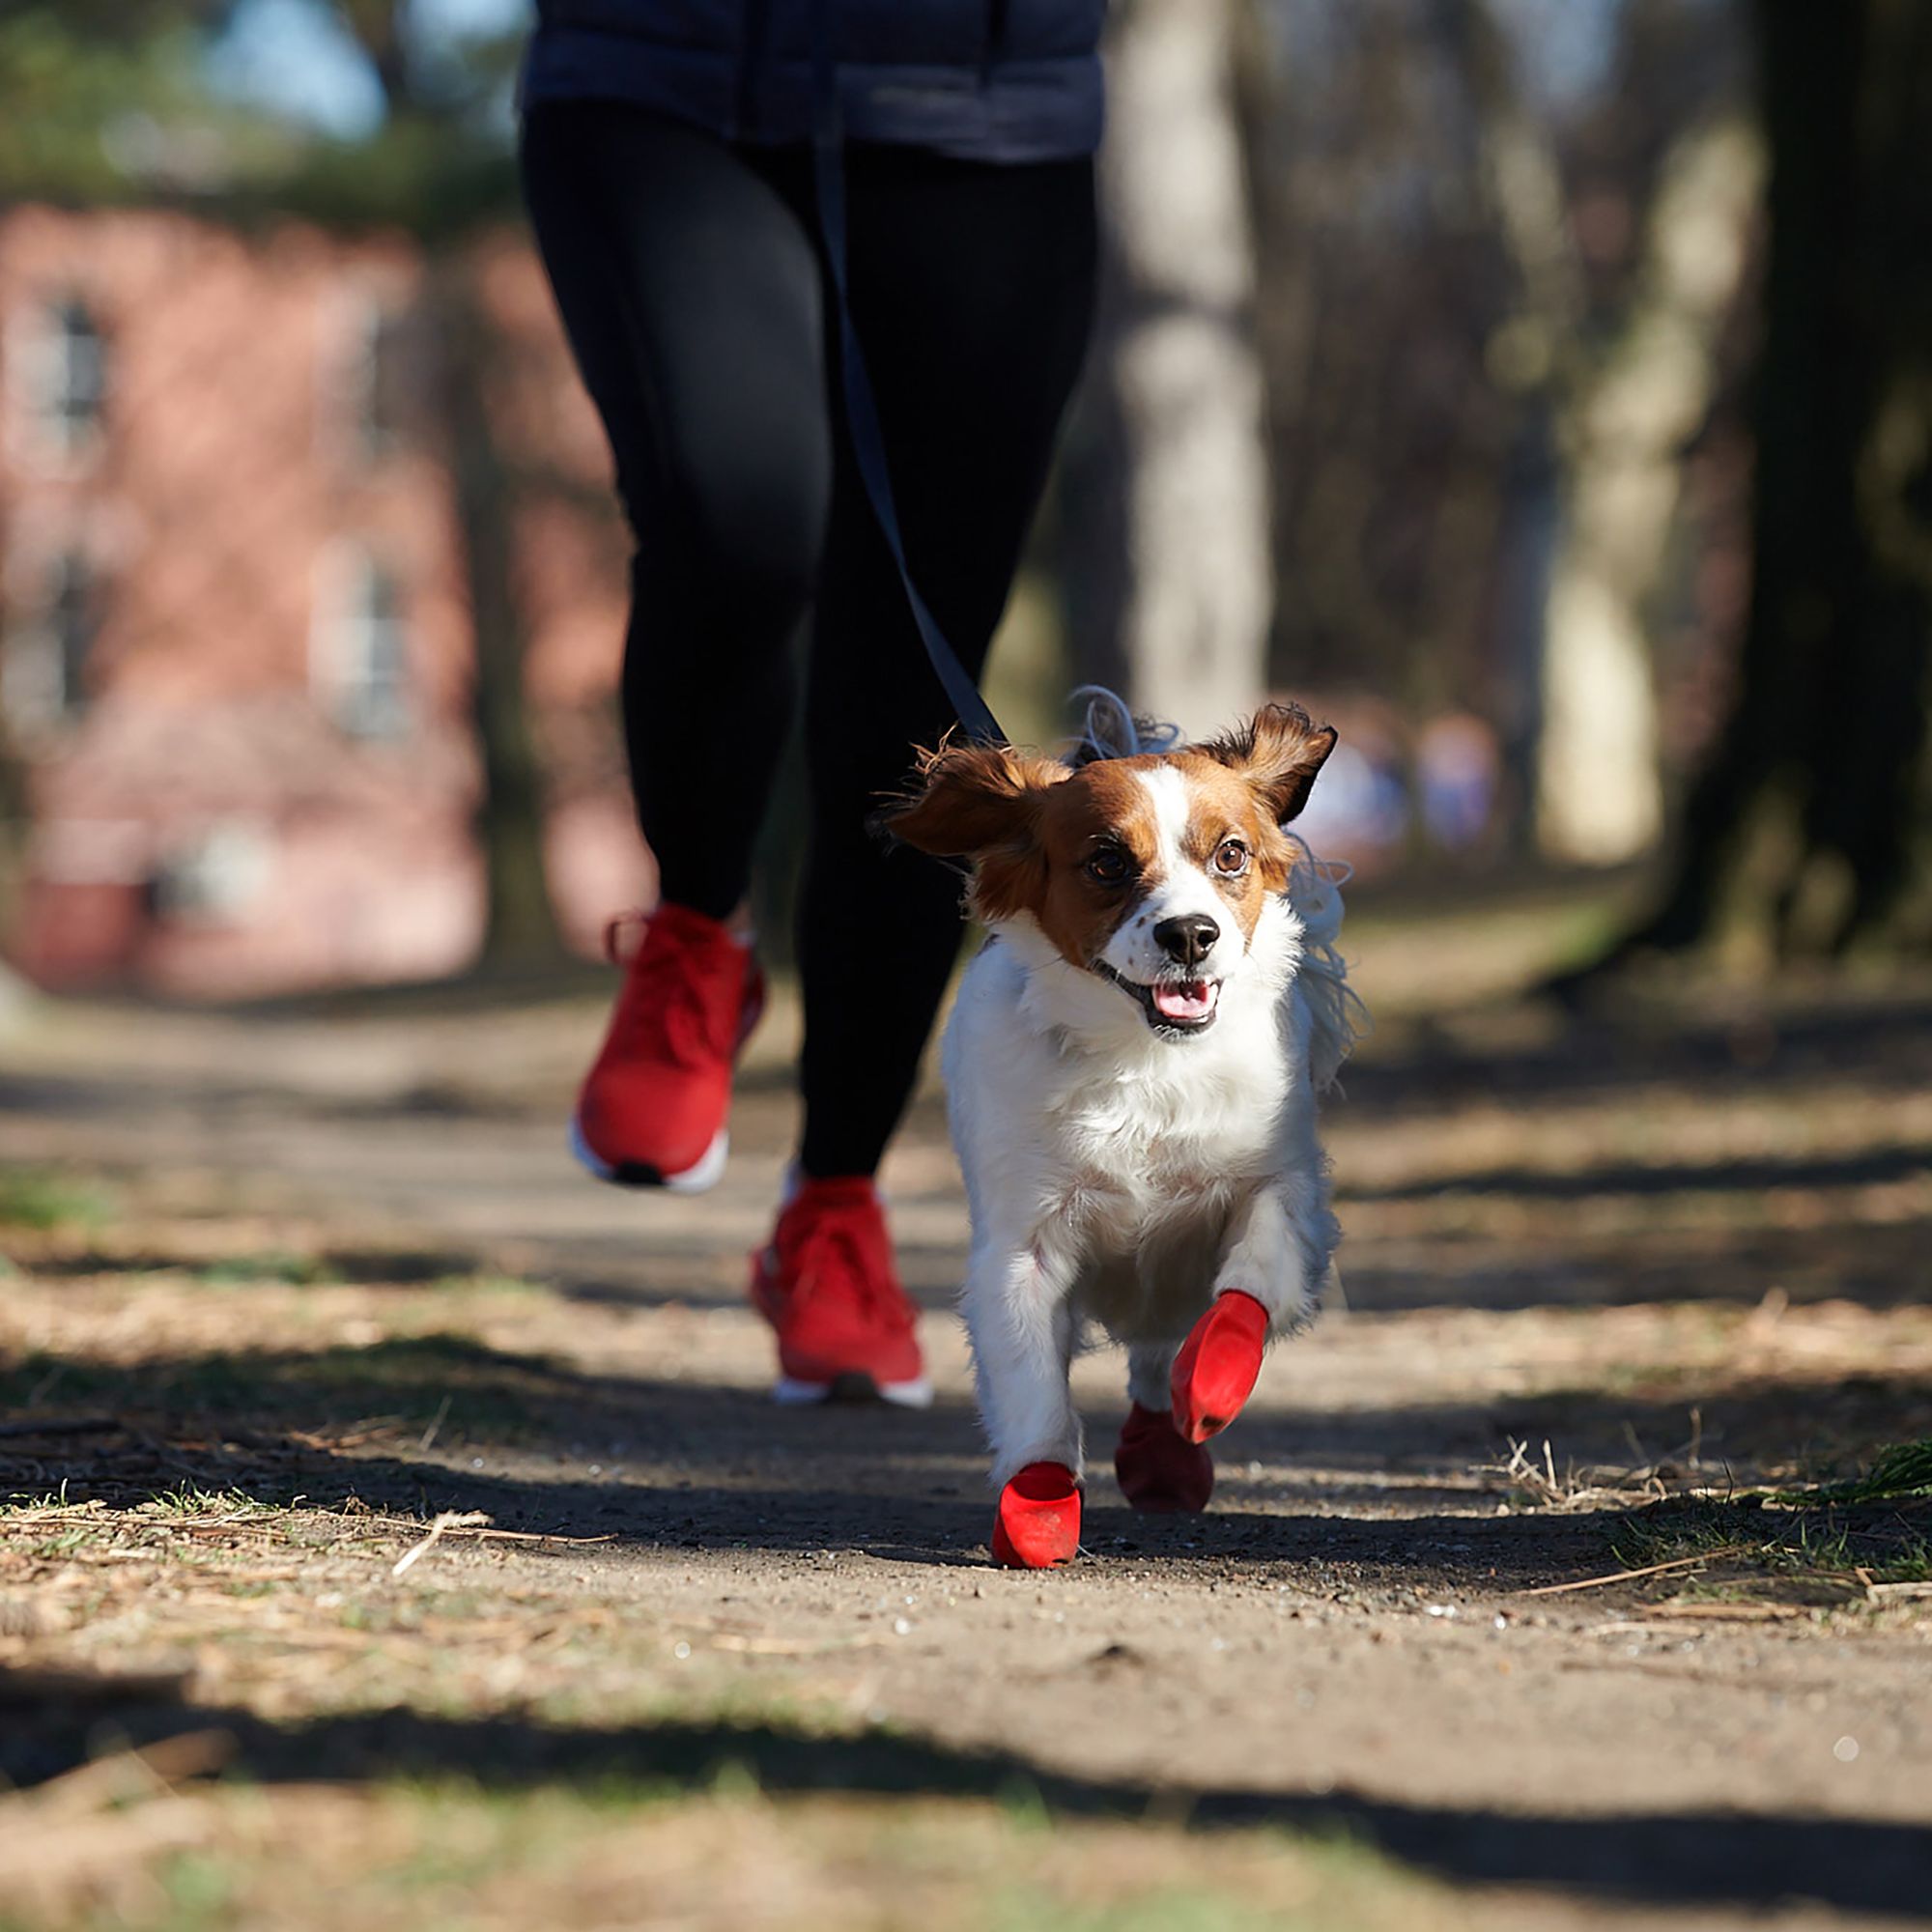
<box><xmin>2</xmin><ymin>878</ymin><xmax>1930</xmax><ymax>1930</ymax></box>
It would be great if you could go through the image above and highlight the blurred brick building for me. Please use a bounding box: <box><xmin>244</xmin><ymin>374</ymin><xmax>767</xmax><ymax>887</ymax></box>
<box><xmin>0</xmin><ymin>202</ymin><xmax>643</xmax><ymax>999</ymax></box>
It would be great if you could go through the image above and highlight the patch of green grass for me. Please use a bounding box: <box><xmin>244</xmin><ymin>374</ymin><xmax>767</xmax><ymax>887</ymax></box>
<box><xmin>1769</xmin><ymin>1438</ymin><xmax>1932</xmax><ymax>1506</ymax></box>
<box><xmin>1622</xmin><ymin>1506</ymin><xmax>1930</xmax><ymax>1587</ymax></box>
<box><xmin>1617</xmin><ymin>1443</ymin><xmax>1932</xmax><ymax>1589</ymax></box>
<box><xmin>0</xmin><ymin>1333</ymin><xmax>552</xmax><ymax>1438</ymax></box>
<box><xmin>991</xmin><ymin>1889</ymin><xmax>1337</xmax><ymax>1932</ymax></box>
<box><xmin>0</xmin><ymin>1165</ymin><xmax>115</xmax><ymax>1232</ymax></box>
<box><xmin>19</xmin><ymin>1525</ymin><xmax>113</xmax><ymax>1557</ymax></box>
<box><xmin>426</xmin><ymin>1270</ymin><xmax>548</xmax><ymax>1300</ymax></box>
<box><xmin>191</xmin><ymin>1252</ymin><xmax>339</xmax><ymax>1288</ymax></box>
<box><xmin>147</xmin><ymin>1485</ymin><xmax>280</xmax><ymax>1520</ymax></box>
<box><xmin>0</xmin><ymin>1780</ymin><xmax>1466</xmax><ymax>1932</ymax></box>
<box><xmin>2</xmin><ymin>1481</ymin><xmax>76</xmax><ymax>1513</ymax></box>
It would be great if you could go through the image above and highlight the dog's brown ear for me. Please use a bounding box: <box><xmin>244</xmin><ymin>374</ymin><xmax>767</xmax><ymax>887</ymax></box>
<box><xmin>878</xmin><ymin>741</ymin><xmax>1069</xmax><ymax>858</ymax></box>
<box><xmin>1201</xmin><ymin>703</ymin><xmax>1337</xmax><ymax>825</ymax></box>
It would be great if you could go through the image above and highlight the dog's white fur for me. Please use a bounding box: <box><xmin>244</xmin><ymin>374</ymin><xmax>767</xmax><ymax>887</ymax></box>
<box><xmin>936</xmin><ymin>720</ymin><xmax>1360</xmax><ymax>1492</ymax></box>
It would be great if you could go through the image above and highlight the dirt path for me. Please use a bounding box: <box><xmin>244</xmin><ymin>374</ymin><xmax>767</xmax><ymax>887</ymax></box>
<box><xmin>3</xmin><ymin>970</ymin><xmax>1931</xmax><ymax>1928</ymax></box>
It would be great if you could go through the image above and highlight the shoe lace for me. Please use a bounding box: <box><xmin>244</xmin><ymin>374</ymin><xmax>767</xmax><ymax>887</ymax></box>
<box><xmin>787</xmin><ymin>1207</ymin><xmax>911</xmax><ymax>1332</ymax></box>
<box><xmin>604</xmin><ymin>911</ymin><xmax>726</xmax><ymax>1070</ymax></box>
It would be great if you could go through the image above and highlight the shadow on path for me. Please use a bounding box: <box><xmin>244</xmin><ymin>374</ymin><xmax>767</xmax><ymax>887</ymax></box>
<box><xmin>2</xmin><ymin>1682</ymin><xmax>1927</xmax><ymax>1919</ymax></box>
<box><xmin>5</xmin><ymin>1333</ymin><xmax>1927</xmax><ymax>1570</ymax></box>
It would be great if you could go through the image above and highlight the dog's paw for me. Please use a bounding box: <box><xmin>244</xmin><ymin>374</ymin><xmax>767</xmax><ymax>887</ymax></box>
<box><xmin>992</xmin><ymin>1463</ymin><xmax>1082</xmax><ymax>1568</ymax></box>
<box><xmin>1170</xmin><ymin>1291</ymin><xmax>1267</xmax><ymax>1444</ymax></box>
<box><xmin>1114</xmin><ymin>1403</ymin><xmax>1213</xmax><ymax>1513</ymax></box>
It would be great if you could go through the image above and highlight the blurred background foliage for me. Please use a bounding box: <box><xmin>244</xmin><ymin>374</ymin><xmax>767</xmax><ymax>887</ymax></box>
<box><xmin>0</xmin><ymin>0</ymin><xmax>1926</xmax><ymax>990</ymax></box>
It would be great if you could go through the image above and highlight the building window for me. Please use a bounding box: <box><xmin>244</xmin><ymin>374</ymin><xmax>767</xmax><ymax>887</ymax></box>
<box><xmin>154</xmin><ymin>821</ymin><xmax>274</xmax><ymax>926</ymax></box>
<box><xmin>334</xmin><ymin>295</ymin><xmax>412</xmax><ymax>464</ymax></box>
<box><xmin>14</xmin><ymin>298</ymin><xmax>108</xmax><ymax>461</ymax></box>
<box><xmin>1</xmin><ymin>550</ymin><xmax>99</xmax><ymax>730</ymax></box>
<box><xmin>315</xmin><ymin>547</ymin><xmax>412</xmax><ymax>739</ymax></box>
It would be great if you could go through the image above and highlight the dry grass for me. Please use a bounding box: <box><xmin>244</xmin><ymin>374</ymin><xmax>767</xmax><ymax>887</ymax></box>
<box><xmin>1480</xmin><ymin>1428</ymin><xmax>1693</xmax><ymax>1516</ymax></box>
<box><xmin>7</xmin><ymin>946</ymin><xmax>1932</xmax><ymax>1928</ymax></box>
<box><xmin>0</xmin><ymin>1755</ymin><xmax>1506</xmax><ymax>1932</ymax></box>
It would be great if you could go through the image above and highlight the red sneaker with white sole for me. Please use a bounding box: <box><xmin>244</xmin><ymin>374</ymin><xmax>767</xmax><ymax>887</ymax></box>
<box><xmin>570</xmin><ymin>903</ymin><xmax>765</xmax><ymax>1193</ymax></box>
<box><xmin>1170</xmin><ymin>1291</ymin><xmax>1268</xmax><ymax>1444</ymax></box>
<box><xmin>749</xmin><ymin>1178</ymin><xmax>931</xmax><ymax>1406</ymax></box>
<box><xmin>1114</xmin><ymin>1402</ymin><xmax>1214</xmax><ymax>1513</ymax></box>
<box><xmin>993</xmin><ymin>1462</ymin><xmax>1082</xmax><ymax>1568</ymax></box>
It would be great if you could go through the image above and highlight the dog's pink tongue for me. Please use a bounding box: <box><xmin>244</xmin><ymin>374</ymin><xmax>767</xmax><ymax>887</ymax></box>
<box><xmin>1152</xmin><ymin>980</ymin><xmax>1217</xmax><ymax>1022</ymax></box>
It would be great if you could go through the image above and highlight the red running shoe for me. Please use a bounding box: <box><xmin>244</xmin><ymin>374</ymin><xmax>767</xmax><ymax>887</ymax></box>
<box><xmin>749</xmin><ymin>1177</ymin><xmax>931</xmax><ymax>1406</ymax></box>
<box><xmin>570</xmin><ymin>903</ymin><xmax>765</xmax><ymax>1193</ymax></box>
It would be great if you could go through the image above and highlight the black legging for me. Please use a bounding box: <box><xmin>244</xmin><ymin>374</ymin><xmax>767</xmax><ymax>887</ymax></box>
<box><xmin>519</xmin><ymin>102</ymin><xmax>1096</xmax><ymax>1179</ymax></box>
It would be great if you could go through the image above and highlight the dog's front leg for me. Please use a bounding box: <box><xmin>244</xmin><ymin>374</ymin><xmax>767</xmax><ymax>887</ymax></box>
<box><xmin>964</xmin><ymin>1238</ymin><xmax>1081</xmax><ymax>1488</ymax></box>
<box><xmin>1216</xmin><ymin>1170</ymin><xmax>1336</xmax><ymax>1334</ymax></box>
<box><xmin>1168</xmin><ymin>1175</ymin><xmax>1337</xmax><ymax>1445</ymax></box>
<box><xmin>963</xmin><ymin>1236</ymin><xmax>1084</xmax><ymax>1568</ymax></box>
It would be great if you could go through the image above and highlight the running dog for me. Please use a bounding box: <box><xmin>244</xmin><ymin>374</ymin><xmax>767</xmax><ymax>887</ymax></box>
<box><xmin>884</xmin><ymin>696</ymin><xmax>1360</xmax><ymax>1567</ymax></box>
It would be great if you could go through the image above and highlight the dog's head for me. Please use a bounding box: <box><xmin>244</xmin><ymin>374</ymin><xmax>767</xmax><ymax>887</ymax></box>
<box><xmin>883</xmin><ymin>704</ymin><xmax>1336</xmax><ymax>1039</ymax></box>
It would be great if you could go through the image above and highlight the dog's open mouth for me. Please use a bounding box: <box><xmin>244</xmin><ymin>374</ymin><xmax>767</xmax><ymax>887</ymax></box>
<box><xmin>1096</xmin><ymin>964</ymin><xmax>1222</xmax><ymax>1035</ymax></box>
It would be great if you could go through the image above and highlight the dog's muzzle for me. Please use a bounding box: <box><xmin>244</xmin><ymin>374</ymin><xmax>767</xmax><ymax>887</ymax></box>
<box><xmin>1094</xmin><ymin>961</ymin><xmax>1221</xmax><ymax>1036</ymax></box>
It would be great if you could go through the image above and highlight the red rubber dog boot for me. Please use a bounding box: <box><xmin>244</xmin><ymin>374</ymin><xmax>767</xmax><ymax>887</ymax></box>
<box><xmin>991</xmin><ymin>1463</ymin><xmax>1082</xmax><ymax>1569</ymax></box>
<box><xmin>1114</xmin><ymin>1402</ymin><xmax>1215</xmax><ymax>1513</ymax></box>
<box><xmin>1170</xmin><ymin>1291</ymin><xmax>1269</xmax><ymax>1445</ymax></box>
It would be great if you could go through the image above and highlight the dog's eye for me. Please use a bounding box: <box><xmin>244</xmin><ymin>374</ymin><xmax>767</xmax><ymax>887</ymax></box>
<box><xmin>1214</xmin><ymin>838</ymin><xmax>1249</xmax><ymax>876</ymax></box>
<box><xmin>1086</xmin><ymin>848</ymin><xmax>1130</xmax><ymax>887</ymax></box>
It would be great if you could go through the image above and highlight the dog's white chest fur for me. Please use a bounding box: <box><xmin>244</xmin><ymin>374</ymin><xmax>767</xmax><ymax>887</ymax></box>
<box><xmin>943</xmin><ymin>895</ymin><xmax>1325</xmax><ymax>1359</ymax></box>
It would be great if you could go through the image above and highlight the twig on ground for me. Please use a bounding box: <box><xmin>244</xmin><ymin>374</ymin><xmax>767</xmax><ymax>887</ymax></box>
<box><xmin>1520</xmin><ymin>1548</ymin><xmax>1747</xmax><ymax>1597</ymax></box>
<box><xmin>391</xmin><ymin>1509</ymin><xmax>492</xmax><ymax>1577</ymax></box>
<box><xmin>417</xmin><ymin>1395</ymin><xmax>452</xmax><ymax>1453</ymax></box>
<box><xmin>1861</xmin><ymin>1577</ymin><xmax>1932</xmax><ymax>1603</ymax></box>
<box><xmin>705</xmin><ymin>1633</ymin><xmax>891</xmax><ymax>1656</ymax></box>
<box><xmin>460</xmin><ymin>1526</ymin><xmax>616</xmax><ymax>1547</ymax></box>
<box><xmin>384</xmin><ymin>1510</ymin><xmax>612</xmax><ymax>1576</ymax></box>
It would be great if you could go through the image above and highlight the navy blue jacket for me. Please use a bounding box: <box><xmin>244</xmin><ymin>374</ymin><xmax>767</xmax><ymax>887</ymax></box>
<box><xmin>522</xmin><ymin>1</ymin><xmax>1106</xmax><ymax>162</ymax></box>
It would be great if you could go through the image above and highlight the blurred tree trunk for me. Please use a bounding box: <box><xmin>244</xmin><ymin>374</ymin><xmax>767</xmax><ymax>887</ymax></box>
<box><xmin>1064</xmin><ymin>0</ymin><xmax>1270</xmax><ymax>738</ymax></box>
<box><xmin>1451</xmin><ymin>0</ymin><xmax>1760</xmax><ymax>866</ymax></box>
<box><xmin>0</xmin><ymin>726</ymin><xmax>26</xmax><ymax>935</ymax></box>
<box><xmin>1534</xmin><ymin>119</ymin><xmax>1762</xmax><ymax>866</ymax></box>
<box><xmin>333</xmin><ymin>0</ymin><xmax>561</xmax><ymax>967</ymax></box>
<box><xmin>1442</xmin><ymin>0</ymin><xmax>1575</xmax><ymax>851</ymax></box>
<box><xmin>430</xmin><ymin>257</ymin><xmax>562</xmax><ymax>968</ymax></box>
<box><xmin>1615</xmin><ymin>0</ymin><xmax>1932</xmax><ymax>967</ymax></box>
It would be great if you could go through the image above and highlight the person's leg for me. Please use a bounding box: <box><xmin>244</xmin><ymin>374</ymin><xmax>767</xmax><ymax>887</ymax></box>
<box><xmin>519</xmin><ymin>104</ymin><xmax>832</xmax><ymax>920</ymax></box>
<box><xmin>796</xmin><ymin>149</ymin><xmax>1098</xmax><ymax>1179</ymax></box>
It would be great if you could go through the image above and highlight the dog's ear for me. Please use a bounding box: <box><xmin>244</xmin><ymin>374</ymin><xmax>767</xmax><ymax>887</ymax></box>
<box><xmin>878</xmin><ymin>741</ymin><xmax>1070</xmax><ymax>859</ymax></box>
<box><xmin>1201</xmin><ymin>703</ymin><xmax>1337</xmax><ymax>825</ymax></box>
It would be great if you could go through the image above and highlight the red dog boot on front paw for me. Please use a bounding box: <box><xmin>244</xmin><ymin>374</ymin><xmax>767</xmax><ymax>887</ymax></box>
<box><xmin>1114</xmin><ymin>1403</ymin><xmax>1214</xmax><ymax>1513</ymax></box>
<box><xmin>992</xmin><ymin>1463</ymin><xmax>1082</xmax><ymax>1568</ymax></box>
<box><xmin>1170</xmin><ymin>1291</ymin><xmax>1269</xmax><ymax>1445</ymax></box>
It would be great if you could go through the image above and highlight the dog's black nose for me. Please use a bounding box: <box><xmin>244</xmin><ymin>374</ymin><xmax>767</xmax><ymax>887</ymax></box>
<box><xmin>1153</xmin><ymin>913</ymin><xmax>1219</xmax><ymax>966</ymax></box>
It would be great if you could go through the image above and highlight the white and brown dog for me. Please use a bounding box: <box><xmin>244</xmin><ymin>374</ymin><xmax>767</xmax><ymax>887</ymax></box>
<box><xmin>886</xmin><ymin>696</ymin><xmax>1360</xmax><ymax>1567</ymax></box>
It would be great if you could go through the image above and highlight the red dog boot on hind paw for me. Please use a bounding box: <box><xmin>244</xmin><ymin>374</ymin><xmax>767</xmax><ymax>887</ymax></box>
<box><xmin>992</xmin><ymin>1463</ymin><xmax>1082</xmax><ymax>1568</ymax></box>
<box><xmin>1170</xmin><ymin>1291</ymin><xmax>1269</xmax><ymax>1445</ymax></box>
<box><xmin>1114</xmin><ymin>1403</ymin><xmax>1215</xmax><ymax>1513</ymax></box>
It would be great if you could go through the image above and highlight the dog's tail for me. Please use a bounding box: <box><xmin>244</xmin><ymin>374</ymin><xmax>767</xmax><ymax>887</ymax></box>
<box><xmin>1284</xmin><ymin>833</ymin><xmax>1369</xmax><ymax>1094</ymax></box>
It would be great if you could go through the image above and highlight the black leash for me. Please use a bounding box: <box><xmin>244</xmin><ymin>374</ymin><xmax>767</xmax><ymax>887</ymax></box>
<box><xmin>809</xmin><ymin>0</ymin><xmax>1009</xmax><ymax>748</ymax></box>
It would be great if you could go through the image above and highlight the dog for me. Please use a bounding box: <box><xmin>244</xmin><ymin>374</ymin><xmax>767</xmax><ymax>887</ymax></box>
<box><xmin>884</xmin><ymin>694</ymin><xmax>1361</xmax><ymax>1568</ymax></box>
